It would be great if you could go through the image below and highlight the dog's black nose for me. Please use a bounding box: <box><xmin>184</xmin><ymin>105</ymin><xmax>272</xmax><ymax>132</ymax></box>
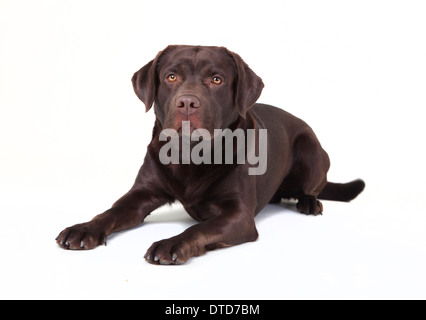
<box><xmin>176</xmin><ymin>95</ymin><xmax>200</xmax><ymax>114</ymax></box>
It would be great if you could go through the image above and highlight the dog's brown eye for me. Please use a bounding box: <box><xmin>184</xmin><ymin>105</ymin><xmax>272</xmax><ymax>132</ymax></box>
<box><xmin>212</xmin><ymin>76</ymin><xmax>222</xmax><ymax>85</ymax></box>
<box><xmin>167</xmin><ymin>74</ymin><xmax>177</xmax><ymax>82</ymax></box>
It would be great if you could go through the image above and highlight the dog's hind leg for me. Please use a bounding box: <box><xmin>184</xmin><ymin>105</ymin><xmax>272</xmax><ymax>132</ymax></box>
<box><xmin>273</xmin><ymin>132</ymin><xmax>330</xmax><ymax>215</ymax></box>
<box><xmin>292</xmin><ymin>133</ymin><xmax>330</xmax><ymax>215</ymax></box>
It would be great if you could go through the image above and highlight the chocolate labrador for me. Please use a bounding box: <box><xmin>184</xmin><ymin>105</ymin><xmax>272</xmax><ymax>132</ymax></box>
<box><xmin>56</xmin><ymin>45</ymin><xmax>365</xmax><ymax>264</ymax></box>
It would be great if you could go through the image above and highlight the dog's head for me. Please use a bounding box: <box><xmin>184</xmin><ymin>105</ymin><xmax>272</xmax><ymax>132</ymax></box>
<box><xmin>132</xmin><ymin>45</ymin><xmax>264</xmax><ymax>133</ymax></box>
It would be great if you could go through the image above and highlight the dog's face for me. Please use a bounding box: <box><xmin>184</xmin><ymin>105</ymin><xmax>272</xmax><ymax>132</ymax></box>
<box><xmin>132</xmin><ymin>45</ymin><xmax>264</xmax><ymax>133</ymax></box>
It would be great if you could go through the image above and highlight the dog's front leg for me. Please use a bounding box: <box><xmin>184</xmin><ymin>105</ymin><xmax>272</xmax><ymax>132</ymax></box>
<box><xmin>56</xmin><ymin>187</ymin><xmax>171</xmax><ymax>250</ymax></box>
<box><xmin>56</xmin><ymin>157</ymin><xmax>173</xmax><ymax>250</ymax></box>
<box><xmin>144</xmin><ymin>202</ymin><xmax>258</xmax><ymax>265</ymax></box>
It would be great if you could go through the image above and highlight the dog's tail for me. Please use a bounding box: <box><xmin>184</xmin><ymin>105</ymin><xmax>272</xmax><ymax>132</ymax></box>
<box><xmin>318</xmin><ymin>179</ymin><xmax>365</xmax><ymax>202</ymax></box>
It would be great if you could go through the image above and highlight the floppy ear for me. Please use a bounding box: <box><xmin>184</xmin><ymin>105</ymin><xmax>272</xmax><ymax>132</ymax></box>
<box><xmin>132</xmin><ymin>50</ymin><xmax>165</xmax><ymax>112</ymax></box>
<box><xmin>227</xmin><ymin>49</ymin><xmax>264</xmax><ymax>119</ymax></box>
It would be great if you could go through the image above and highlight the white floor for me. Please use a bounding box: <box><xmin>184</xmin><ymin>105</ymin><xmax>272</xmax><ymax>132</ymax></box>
<box><xmin>1</xmin><ymin>185</ymin><xmax>424</xmax><ymax>300</ymax></box>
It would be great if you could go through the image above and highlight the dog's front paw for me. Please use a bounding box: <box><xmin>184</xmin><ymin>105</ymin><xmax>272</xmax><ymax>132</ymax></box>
<box><xmin>56</xmin><ymin>223</ymin><xmax>107</xmax><ymax>250</ymax></box>
<box><xmin>144</xmin><ymin>237</ymin><xmax>205</xmax><ymax>265</ymax></box>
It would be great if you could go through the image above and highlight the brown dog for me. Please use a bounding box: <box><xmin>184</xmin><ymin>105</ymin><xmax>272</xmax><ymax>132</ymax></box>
<box><xmin>56</xmin><ymin>45</ymin><xmax>365</xmax><ymax>264</ymax></box>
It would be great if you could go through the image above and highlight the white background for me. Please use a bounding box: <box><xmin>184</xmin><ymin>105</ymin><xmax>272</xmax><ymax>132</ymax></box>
<box><xmin>1</xmin><ymin>0</ymin><xmax>425</xmax><ymax>299</ymax></box>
